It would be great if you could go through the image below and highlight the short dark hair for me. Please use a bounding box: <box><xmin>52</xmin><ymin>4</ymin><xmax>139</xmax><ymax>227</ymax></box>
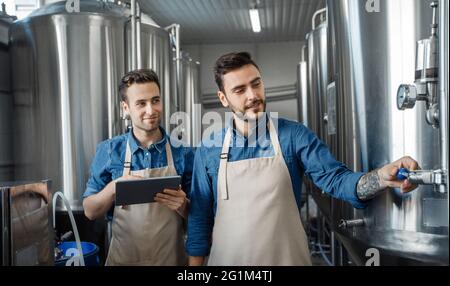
<box><xmin>214</xmin><ymin>52</ymin><xmax>260</xmax><ymax>92</ymax></box>
<box><xmin>119</xmin><ymin>68</ymin><xmax>161</xmax><ymax>101</ymax></box>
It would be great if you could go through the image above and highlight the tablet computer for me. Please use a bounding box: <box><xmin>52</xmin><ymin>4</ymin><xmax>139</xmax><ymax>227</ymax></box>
<box><xmin>115</xmin><ymin>175</ymin><xmax>181</xmax><ymax>206</ymax></box>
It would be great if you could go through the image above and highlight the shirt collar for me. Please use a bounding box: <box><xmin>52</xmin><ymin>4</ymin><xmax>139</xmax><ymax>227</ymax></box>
<box><xmin>127</xmin><ymin>126</ymin><xmax>168</xmax><ymax>154</ymax></box>
<box><xmin>228</xmin><ymin>112</ymin><xmax>270</xmax><ymax>142</ymax></box>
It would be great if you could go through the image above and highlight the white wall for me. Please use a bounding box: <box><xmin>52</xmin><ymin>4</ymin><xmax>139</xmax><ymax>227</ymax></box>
<box><xmin>184</xmin><ymin>41</ymin><xmax>304</xmax><ymax>128</ymax></box>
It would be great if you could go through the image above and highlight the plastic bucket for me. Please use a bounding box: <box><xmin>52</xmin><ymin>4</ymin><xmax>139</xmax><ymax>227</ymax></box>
<box><xmin>55</xmin><ymin>241</ymin><xmax>100</xmax><ymax>266</ymax></box>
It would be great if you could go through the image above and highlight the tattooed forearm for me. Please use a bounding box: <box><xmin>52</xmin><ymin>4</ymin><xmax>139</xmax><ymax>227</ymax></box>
<box><xmin>356</xmin><ymin>169</ymin><xmax>383</xmax><ymax>201</ymax></box>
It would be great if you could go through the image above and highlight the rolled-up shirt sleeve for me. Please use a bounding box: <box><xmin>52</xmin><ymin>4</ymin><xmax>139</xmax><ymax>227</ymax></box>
<box><xmin>295</xmin><ymin>124</ymin><xmax>367</xmax><ymax>209</ymax></box>
<box><xmin>186</xmin><ymin>146</ymin><xmax>215</xmax><ymax>256</ymax></box>
<box><xmin>83</xmin><ymin>141</ymin><xmax>112</xmax><ymax>199</ymax></box>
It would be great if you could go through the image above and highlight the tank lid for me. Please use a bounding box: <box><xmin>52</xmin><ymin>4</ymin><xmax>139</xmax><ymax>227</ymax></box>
<box><xmin>28</xmin><ymin>0</ymin><xmax>127</xmax><ymax>18</ymax></box>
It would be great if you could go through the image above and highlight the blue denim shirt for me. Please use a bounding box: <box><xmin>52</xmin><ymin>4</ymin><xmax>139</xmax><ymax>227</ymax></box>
<box><xmin>186</xmin><ymin>117</ymin><xmax>366</xmax><ymax>256</ymax></box>
<box><xmin>83</xmin><ymin>127</ymin><xmax>195</xmax><ymax>219</ymax></box>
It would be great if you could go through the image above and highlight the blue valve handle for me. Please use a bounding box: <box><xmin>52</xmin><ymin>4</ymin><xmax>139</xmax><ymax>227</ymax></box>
<box><xmin>396</xmin><ymin>168</ymin><xmax>410</xmax><ymax>180</ymax></box>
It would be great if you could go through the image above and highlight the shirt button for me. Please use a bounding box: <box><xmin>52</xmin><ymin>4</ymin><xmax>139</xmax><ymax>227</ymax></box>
<box><xmin>146</xmin><ymin>153</ymin><xmax>149</xmax><ymax>156</ymax></box>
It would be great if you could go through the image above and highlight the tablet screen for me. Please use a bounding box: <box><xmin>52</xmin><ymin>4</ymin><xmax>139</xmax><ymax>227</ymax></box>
<box><xmin>115</xmin><ymin>175</ymin><xmax>181</xmax><ymax>206</ymax></box>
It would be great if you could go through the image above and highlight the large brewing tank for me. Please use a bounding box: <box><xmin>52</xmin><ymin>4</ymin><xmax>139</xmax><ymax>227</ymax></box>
<box><xmin>10</xmin><ymin>0</ymin><xmax>126</xmax><ymax>211</ymax></box>
<box><xmin>177</xmin><ymin>51</ymin><xmax>201</xmax><ymax>147</ymax></box>
<box><xmin>0</xmin><ymin>7</ymin><xmax>15</xmax><ymax>182</ymax></box>
<box><xmin>328</xmin><ymin>0</ymin><xmax>448</xmax><ymax>265</ymax></box>
<box><xmin>125</xmin><ymin>14</ymin><xmax>174</xmax><ymax>132</ymax></box>
<box><xmin>306</xmin><ymin>10</ymin><xmax>327</xmax><ymax>143</ymax></box>
<box><xmin>305</xmin><ymin>8</ymin><xmax>335</xmax><ymax>220</ymax></box>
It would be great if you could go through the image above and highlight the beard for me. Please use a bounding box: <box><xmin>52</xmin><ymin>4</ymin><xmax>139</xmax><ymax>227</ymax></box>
<box><xmin>229</xmin><ymin>99</ymin><xmax>266</xmax><ymax>122</ymax></box>
<box><xmin>134</xmin><ymin>116</ymin><xmax>161</xmax><ymax>133</ymax></box>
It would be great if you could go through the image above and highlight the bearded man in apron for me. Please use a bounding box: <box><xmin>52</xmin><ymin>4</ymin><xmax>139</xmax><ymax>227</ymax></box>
<box><xmin>186</xmin><ymin>52</ymin><xmax>420</xmax><ymax>266</ymax></box>
<box><xmin>83</xmin><ymin>69</ymin><xmax>194</xmax><ymax>266</ymax></box>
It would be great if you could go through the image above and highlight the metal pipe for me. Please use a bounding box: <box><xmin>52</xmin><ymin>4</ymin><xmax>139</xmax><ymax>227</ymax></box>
<box><xmin>164</xmin><ymin>24</ymin><xmax>181</xmax><ymax>131</ymax></box>
<box><xmin>338</xmin><ymin>219</ymin><xmax>365</xmax><ymax>229</ymax></box>
<box><xmin>106</xmin><ymin>31</ymin><xmax>114</xmax><ymax>139</ymax></box>
<box><xmin>136</xmin><ymin>1</ymin><xmax>142</xmax><ymax>69</ymax></box>
<box><xmin>312</xmin><ymin>8</ymin><xmax>327</xmax><ymax>30</ymax></box>
<box><xmin>431</xmin><ymin>1</ymin><xmax>438</xmax><ymax>36</ymax></box>
<box><xmin>301</xmin><ymin>44</ymin><xmax>307</xmax><ymax>62</ymax></box>
<box><xmin>130</xmin><ymin>0</ymin><xmax>137</xmax><ymax>70</ymax></box>
<box><xmin>173</xmin><ymin>24</ymin><xmax>181</xmax><ymax>112</ymax></box>
<box><xmin>331</xmin><ymin>231</ymin><xmax>336</xmax><ymax>266</ymax></box>
<box><xmin>165</xmin><ymin>24</ymin><xmax>182</xmax><ymax>113</ymax></box>
<box><xmin>439</xmin><ymin>0</ymin><xmax>449</xmax><ymax>196</ymax></box>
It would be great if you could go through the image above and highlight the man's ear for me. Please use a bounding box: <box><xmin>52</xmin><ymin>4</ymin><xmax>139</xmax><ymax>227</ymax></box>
<box><xmin>122</xmin><ymin>100</ymin><xmax>130</xmax><ymax>119</ymax></box>
<box><xmin>217</xmin><ymin>90</ymin><xmax>229</xmax><ymax>108</ymax></box>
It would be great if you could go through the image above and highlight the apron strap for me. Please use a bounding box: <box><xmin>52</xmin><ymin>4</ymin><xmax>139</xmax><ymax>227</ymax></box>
<box><xmin>218</xmin><ymin>128</ymin><xmax>233</xmax><ymax>200</ymax></box>
<box><xmin>218</xmin><ymin>116</ymin><xmax>280</xmax><ymax>200</ymax></box>
<box><xmin>123</xmin><ymin>141</ymin><xmax>132</xmax><ymax>177</ymax></box>
<box><xmin>268</xmin><ymin>117</ymin><xmax>282</xmax><ymax>156</ymax></box>
<box><xmin>123</xmin><ymin>137</ymin><xmax>175</xmax><ymax>177</ymax></box>
<box><xmin>165</xmin><ymin>141</ymin><xmax>175</xmax><ymax>169</ymax></box>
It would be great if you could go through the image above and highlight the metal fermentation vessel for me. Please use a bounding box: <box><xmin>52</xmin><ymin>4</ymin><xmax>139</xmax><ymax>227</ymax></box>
<box><xmin>326</xmin><ymin>0</ymin><xmax>448</xmax><ymax>265</ymax></box>
<box><xmin>10</xmin><ymin>0</ymin><xmax>127</xmax><ymax>211</ymax></box>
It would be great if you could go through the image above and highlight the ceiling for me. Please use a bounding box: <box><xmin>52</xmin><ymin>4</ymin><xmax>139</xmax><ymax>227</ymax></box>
<box><xmin>137</xmin><ymin>0</ymin><xmax>325</xmax><ymax>45</ymax></box>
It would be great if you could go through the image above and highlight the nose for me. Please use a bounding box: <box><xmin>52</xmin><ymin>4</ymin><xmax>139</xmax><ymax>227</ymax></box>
<box><xmin>145</xmin><ymin>103</ymin><xmax>155</xmax><ymax>115</ymax></box>
<box><xmin>245</xmin><ymin>86</ymin><xmax>258</xmax><ymax>101</ymax></box>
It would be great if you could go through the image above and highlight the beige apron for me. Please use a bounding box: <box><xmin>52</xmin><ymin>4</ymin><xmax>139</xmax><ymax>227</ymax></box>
<box><xmin>105</xmin><ymin>140</ymin><xmax>187</xmax><ymax>266</ymax></box>
<box><xmin>208</xmin><ymin>118</ymin><xmax>312</xmax><ymax>266</ymax></box>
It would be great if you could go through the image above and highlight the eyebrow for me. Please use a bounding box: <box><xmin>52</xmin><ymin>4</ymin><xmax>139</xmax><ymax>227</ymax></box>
<box><xmin>230</xmin><ymin>77</ymin><xmax>262</xmax><ymax>93</ymax></box>
<box><xmin>135</xmin><ymin>95</ymin><xmax>160</xmax><ymax>103</ymax></box>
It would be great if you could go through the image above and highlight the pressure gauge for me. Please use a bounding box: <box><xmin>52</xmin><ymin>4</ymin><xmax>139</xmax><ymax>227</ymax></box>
<box><xmin>397</xmin><ymin>84</ymin><xmax>417</xmax><ymax>110</ymax></box>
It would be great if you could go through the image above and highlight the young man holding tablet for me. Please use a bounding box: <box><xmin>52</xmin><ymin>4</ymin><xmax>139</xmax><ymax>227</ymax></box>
<box><xmin>83</xmin><ymin>69</ymin><xmax>194</xmax><ymax>266</ymax></box>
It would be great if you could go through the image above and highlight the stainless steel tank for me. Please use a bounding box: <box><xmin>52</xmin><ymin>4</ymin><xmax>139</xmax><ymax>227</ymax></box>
<box><xmin>10</xmin><ymin>0</ymin><xmax>127</xmax><ymax>211</ymax></box>
<box><xmin>327</xmin><ymin>0</ymin><xmax>448</xmax><ymax>265</ymax></box>
<box><xmin>0</xmin><ymin>8</ymin><xmax>15</xmax><ymax>182</ymax></box>
<box><xmin>306</xmin><ymin>8</ymin><xmax>335</xmax><ymax>220</ymax></box>
<box><xmin>306</xmin><ymin>11</ymin><xmax>327</xmax><ymax>143</ymax></box>
<box><xmin>177</xmin><ymin>51</ymin><xmax>201</xmax><ymax>147</ymax></box>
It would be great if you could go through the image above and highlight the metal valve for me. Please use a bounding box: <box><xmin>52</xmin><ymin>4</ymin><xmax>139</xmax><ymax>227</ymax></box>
<box><xmin>338</xmin><ymin>219</ymin><xmax>365</xmax><ymax>229</ymax></box>
<box><xmin>396</xmin><ymin>168</ymin><xmax>447</xmax><ymax>193</ymax></box>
